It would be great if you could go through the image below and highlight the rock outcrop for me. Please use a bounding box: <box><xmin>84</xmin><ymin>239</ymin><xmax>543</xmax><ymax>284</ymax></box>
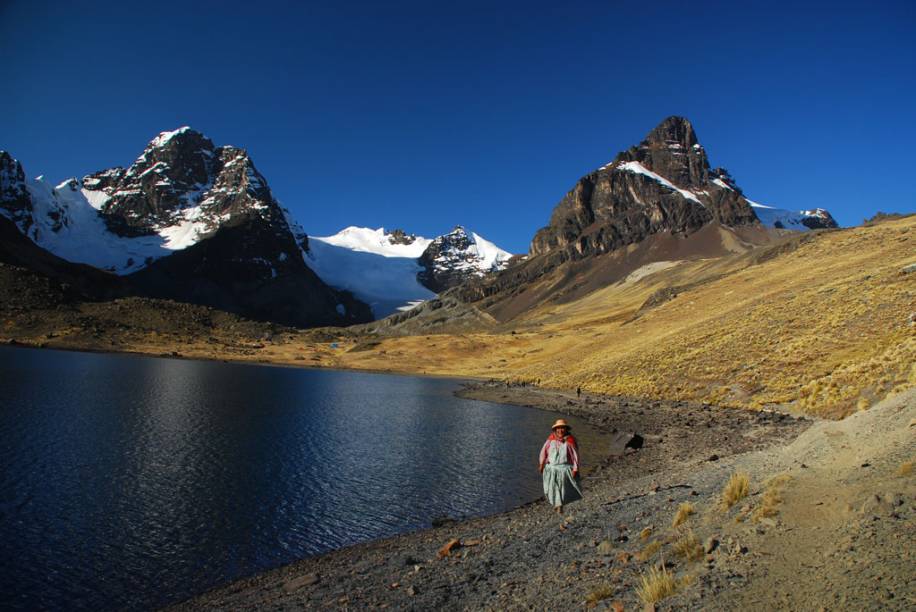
<box><xmin>0</xmin><ymin>152</ymin><xmax>32</xmax><ymax>229</ymax></box>
<box><xmin>417</xmin><ymin>226</ymin><xmax>513</xmax><ymax>293</ymax></box>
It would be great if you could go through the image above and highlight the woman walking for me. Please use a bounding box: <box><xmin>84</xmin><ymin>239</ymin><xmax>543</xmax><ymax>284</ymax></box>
<box><xmin>538</xmin><ymin>419</ymin><xmax>582</xmax><ymax>513</ymax></box>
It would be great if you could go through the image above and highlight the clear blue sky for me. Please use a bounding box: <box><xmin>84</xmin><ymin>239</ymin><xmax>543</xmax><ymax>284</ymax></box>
<box><xmin>2</xmin><ymin>0</ymin><xmax>914</xmax><ymax>253</ymax></box>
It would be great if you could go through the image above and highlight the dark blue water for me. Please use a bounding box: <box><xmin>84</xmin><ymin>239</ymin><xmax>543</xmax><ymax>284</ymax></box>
<box><xmin>0</xmin><ymin>346</ymin><xmax>604</xmax><ymax>611</ymax></box>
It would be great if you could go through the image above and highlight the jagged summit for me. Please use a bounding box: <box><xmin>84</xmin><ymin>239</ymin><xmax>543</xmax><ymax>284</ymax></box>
<box><xmin>531</xmin><ymin>116</ymin><xmax>837</xmax><ymax>259</ymax></box>
<box><xmin>81</xmin><ymin>126</ymin><xmax>276</xmax><ymax>240</ymax></box>
<box><xmin>417</xmin><ymin>226</ymin><xmax>513</xmax><ymax>293</ymax></box>
<box><xmin>643</xmin><ymin>115</ymin><xmax>699</xmax><ymax>149</ymax></box>
<box><xmin>609</xmin><ymin>115</ymin><xmax>711</xmax><ymax>190</ymax></box>
<box><xmin>531</xmin><ymin>117</ymin><xmax>755</xmax><ymax>258</ymax></box>
<box><xmin>148</xmin><ymin>126</ymin><xmax>196</xmax><ymax>147</ymax></box>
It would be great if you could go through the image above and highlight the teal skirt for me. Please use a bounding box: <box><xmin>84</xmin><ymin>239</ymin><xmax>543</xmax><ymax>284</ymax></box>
<box><xmin>542</xmin><ymin>463</ymin><xmax>582</xmax><ymax>507</ymax></box>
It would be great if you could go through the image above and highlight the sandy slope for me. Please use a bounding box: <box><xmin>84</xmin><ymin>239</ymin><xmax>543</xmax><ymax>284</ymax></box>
<box><xmin>671</xmin><ymin>387</ymin><xmax>916</xmax><ymax>610</ymax></box>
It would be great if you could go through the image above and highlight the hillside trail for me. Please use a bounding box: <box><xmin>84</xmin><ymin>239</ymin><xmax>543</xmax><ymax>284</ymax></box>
<box><xmin>673</xmin><ymin>388</ymin><xmax>915</xmax><ymax>610</ymax></box>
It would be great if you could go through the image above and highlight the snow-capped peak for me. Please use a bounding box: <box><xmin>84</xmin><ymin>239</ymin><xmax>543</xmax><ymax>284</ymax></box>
<box><xmin>433</xmin><ymin>225</ymin><xmax>513</xmax><ymax>271</ymax></box>
<box><xmin>313</xmin><ymin>226</ymin><xmax>432</xmax><ymax>258</ymax></box>
<box><xmin>416</xmin><ymin>225</ymin><xmax>514</xmax><ymax>293</ymax></box>
<box><xmin>303</xmin><ymin>225</ymin><xmax>514</xmax><ymax>318</ymax></box>
<box><xmin>150</xmin><ymin>126</ymin><xmax>193</xmax><ymax>148</ymax></box>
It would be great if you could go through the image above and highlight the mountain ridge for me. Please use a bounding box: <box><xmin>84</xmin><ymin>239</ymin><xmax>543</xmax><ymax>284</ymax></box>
<box><xmin>0</xmin><ymin>128</ymin><xmax>517</xmax><ymax>325</ymax></box>
<box><xmin>0</xmin><ymin>130</ymin><xmax>373</xmax><ymax>327</ymax></box>
<box><xmin>0</xmin><ymin>117</ymin><xmax>838</xmax><ymax>328</ymax></box>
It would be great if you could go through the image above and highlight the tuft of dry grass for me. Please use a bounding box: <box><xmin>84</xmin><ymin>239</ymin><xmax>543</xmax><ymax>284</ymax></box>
<box><xmin>898</xmin><ymin>460</ymin><xmax>913</xmax><ymax>477</ymax></box>
<box><xmin>753</xmin><ymin>474</ymin><xmax>791</xmax><ymax>521</ymax></box>
<box><xmin>672</xmin><ymin>502</ymin><xmax>695</xmax><ymax>528</ymax></box>
<box><xmin>636</xmin><ymin>540</ymin><xmax>662</xmax><ymax>562</ymax></box>
<box><xmin>721</xmin><ymin>471</ymin><xmax>750</xmax><ymax>510</ymax></box>
<box><xmin>639</xmin><ymin>526</ymin><xmax>653</xmax><ymax>541</ymax></box>
<box><xmin>671</xmin><ymin>529</ymin><xmax>704</xmax><ymax>562</ymax></box>
<box><xmin>585</xmin><ymin>584</ymin><xmax>616</xmax><ymax>607</ymax></box>
<box><xmin>635</xmin><ymin>565</ymin><xmax>680</xmax><ymax>605</ymax></box>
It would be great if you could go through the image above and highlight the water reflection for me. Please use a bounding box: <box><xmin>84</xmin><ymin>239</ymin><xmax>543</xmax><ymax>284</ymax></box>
<box><xmin>0</xmin><ymin>347</ymin><xmax>604</xmax><ymax>611</ymax></box>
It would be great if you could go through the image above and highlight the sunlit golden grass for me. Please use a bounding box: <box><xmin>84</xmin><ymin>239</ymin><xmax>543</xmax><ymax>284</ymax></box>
<box><xmin>635</xmin><ymin>565</ymin><xmax>680</xmax><ymax>605</ymax></box>
<box><xmin>671</xmin><ymin>502</ymin><xmax>695</xmax><ymax>528</ymax></box>
<box><xmin>636</xmin><ymin>540</ymin><xmax>662</xmax><ymax>562</ymax></box>
<box><xmin>585</xmin><ymin>584</ymin><xmax>616</xmax><ymax>607</ymax></box>
<box><xmin>721</xmin><ymin>472</ymin><xmax>750</xmax><ymax>510</ymax></box>
<box><xmin>671</xmin><ymin>529</ymin><xmax>704</xmax><ymax>562</ymax></box>
<box><xmin>898</xmin><ymin>460</ymin><xmax>913</xmax><ymax>477</ymax></box>
<box><xmin>753</xmin><ymin>473</ymin><xmax>791</xmax><ymax>521</ymax></box>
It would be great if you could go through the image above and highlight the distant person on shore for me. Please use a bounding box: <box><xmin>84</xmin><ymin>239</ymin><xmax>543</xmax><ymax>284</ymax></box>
<box><xmin>538</xmin><ymin>419</ymin><xmax>582</xmax><ymax>513</ymax></box>
<box><xmin>576</xmin><ymin>386</ymin><xmax>581</xmax><ymax>398</ymax></box>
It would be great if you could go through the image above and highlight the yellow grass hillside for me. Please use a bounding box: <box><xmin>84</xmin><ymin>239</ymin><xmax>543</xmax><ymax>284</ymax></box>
<box><xmin>334</xmin><ymin>216</ymin><xmax>915</xmax><ymax>418</ymax></box>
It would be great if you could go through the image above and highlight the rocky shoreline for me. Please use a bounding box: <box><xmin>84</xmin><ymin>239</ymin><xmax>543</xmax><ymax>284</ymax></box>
<box><xmin>167</xmin><ymin>381</ymin><xmax>813</xmax><ymax>610</ymax></box>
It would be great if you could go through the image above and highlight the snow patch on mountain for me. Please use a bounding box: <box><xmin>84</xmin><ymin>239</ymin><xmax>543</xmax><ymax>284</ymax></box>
<box><xmin>307</xmin><ymin>227</ymin><xmax>435</xmax><ymax>318</ymax></box>
<box><xmin>4</xmin><ymin>162</ymin><xmax>227</xmax><ymax>274</ymax></box>
<box><xmin>615</xmin><ymin>161</ymin><xmax>705</xmax><ymax>206</ymax></box>
<box><xmin>20</xmin><ymin>177</ymin><xmax>178</xmax><ymax>273</ymax></box>
<box><xmin>304</xmin><ymin>226</ymin><xmax>513</xmax><ymax>318</ymax></box>
<box><xmin>150</xmin><ymin>126</ymin><xmax>192</xmax><ymax>148</ymax></box>
<box><xmin>470</xmin><ymin>231</ymin><xmax>511</xmax><ymax>269</ymax></box>
<box><xmin>748</xmin><ymin>200</ymin><xmax>831</xmax><ymax>232</ymax></box>
<box><xmin>315</xmin><ymin>226</ymin><xmax>432</xmax><ymax>258</ymax></box>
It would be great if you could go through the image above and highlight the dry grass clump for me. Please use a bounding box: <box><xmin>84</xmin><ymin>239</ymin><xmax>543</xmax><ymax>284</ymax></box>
<box><xmin>721</xmin><ymin>471</ymin><xmax>750</xmax><ymax>510</ymax></box>
<box><xmin>753</xmin><ymin>474</ymin><xmax>791</xmax><ymax>521</ymax></box>
<box><xmin>636</xmin><ymin>540</ymin><xmax>662</xmax><ymax>562</ymax></box>
<box><xmin>671</xmin><ymin>502</ymin><xmax>695</xmax><ymax>528</ymax></box>
<box><xmin>639</xmin><ymin>526</ymin><xmax>653</xmax><ymax>541</ymax></box>
<box><xmin>671</xmin><ymin>529</ymin><xmax>704</xmax><ymax>562</ymax></box>
<box><xmin>898</xmin><ymin>460</ymin><xmax>913</xmax><ymax>477</ymax></box>
<box><xmin>585</xmin><ymin>584</ymin><xmax>616</xmax><ymax>607</ymax></box>
<box><xmin>635</xmin><ymin>566</ymin><xmax>685</xmax><ymax>605</ymax></box>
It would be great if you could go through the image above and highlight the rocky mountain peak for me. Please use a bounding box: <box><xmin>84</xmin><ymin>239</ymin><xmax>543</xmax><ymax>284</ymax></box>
<box><xmin>80</xmin><ymin>127</ymin><xmax>281</xmax><ymax>239</ymax></box>
<box><xmin>417</xmin><ymin>225</ymin><xmax>512</xmax><ymax>293</ymax></box>
<box><xmin>530</xmin><ymin>117</ymin><xmax>763</xmax><ymax>258</ymax></box>
<box><xmin>131</xmin><ymin>127</ymin><xmax>217</xmax><ymax>189</ymax></box>
<box><xmin>800</xmin><ymin>208</ymin><xmax>838</xmax><ymax>229</ymax></box>
<box><xmin>613</xmin><ymin>115</ymin><xmax>710</xmax><ymax>189</ymax></box>
<box><xmin>442</xmin><ymin>225</ymin><xmax>472</xmax><ymax>245</ymax></box>
<box><xmin>643</xmin><ymin>115</ymin><xmax>698</xmax><ymax>149</ymax></box>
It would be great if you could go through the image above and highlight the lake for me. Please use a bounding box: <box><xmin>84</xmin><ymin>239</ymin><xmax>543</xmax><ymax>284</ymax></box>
<box><xmin>0</xmin><ymin>346</ymin><xmax>604</xmax><ymax>610</ymax></box>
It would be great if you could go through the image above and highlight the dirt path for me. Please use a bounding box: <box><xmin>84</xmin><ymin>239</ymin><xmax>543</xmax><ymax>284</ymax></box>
<box><xmin>669</xmin><ymin>388</ymin><xmax>915</xmax><ymax>610</ymax></box>
<box><xmin>167</xmin><ymin>383</ymin><xmax>813</xmax><ymax>610</ymax></box>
